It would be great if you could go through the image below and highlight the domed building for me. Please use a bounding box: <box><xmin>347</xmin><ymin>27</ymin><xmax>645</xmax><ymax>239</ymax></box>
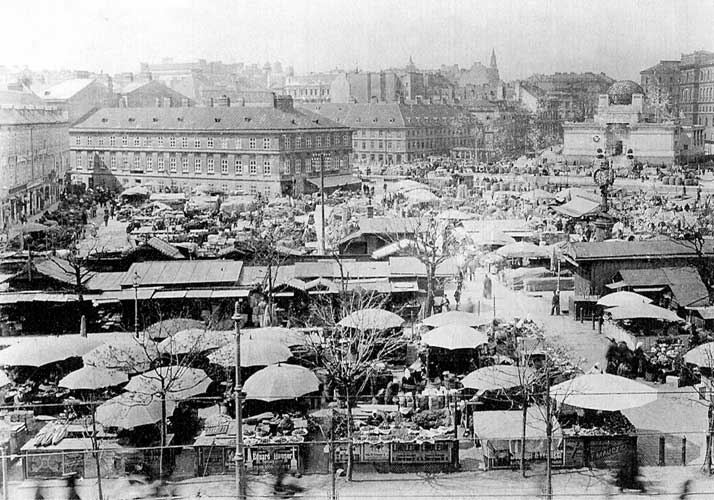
<box><xmin>562</xmin><ymin>80</ymin><xmax>704</xmax><ymax>166</ymax></box>
<box><xmin>606</xmin><ymin>80</ymin><xmax>645</xmax><ymax>105</ymax></box>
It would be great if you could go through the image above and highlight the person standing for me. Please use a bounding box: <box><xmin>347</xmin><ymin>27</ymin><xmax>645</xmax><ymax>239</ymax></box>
<box><xmin>551</xmin><ymin>289</ymin><xmax>560</xmax><ymax>316</ymax></box>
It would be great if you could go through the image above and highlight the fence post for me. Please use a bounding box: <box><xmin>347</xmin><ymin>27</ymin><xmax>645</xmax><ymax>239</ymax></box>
<box><xmin>658</xmin><ymin>435</ymin><xmax>665</xmax><ymax>466</ymax></box>
<box><xmin>682</xmin><ymin>436</ymin><xmax>687</xmax><ymax>465</ymax></box>
<box><xmin>1</xmin><ymin>444</ymin><xmax>7</xmax><ymax>500</ymax></box>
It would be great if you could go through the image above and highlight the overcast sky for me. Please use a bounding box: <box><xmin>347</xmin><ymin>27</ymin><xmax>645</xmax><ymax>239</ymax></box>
<box><xmin>3</xmin><ymin>0</ymin><xmax>713</xmax><ymax>81</ymax></box>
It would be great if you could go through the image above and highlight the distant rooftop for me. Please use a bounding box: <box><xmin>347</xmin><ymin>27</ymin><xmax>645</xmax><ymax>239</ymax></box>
<box><xmin>41</xmin><ymin>79</ymin><xmax>98</xmax><ymax>100</ymax></box>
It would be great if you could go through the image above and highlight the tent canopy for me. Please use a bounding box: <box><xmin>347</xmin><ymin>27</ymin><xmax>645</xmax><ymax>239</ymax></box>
<box><xmin>606</xmin><ymin>302</ymin><xmax>683</xmax><ymax>322</ymax></box>
<box><xmin>421</xmin><ymin>325</ymin><xmax>489</xmax><ymax>350</ymax></box>
<box><xmin>596</xmin><ymin>291</ymin><xmax>653</xmax><ymax>308</ymax></box>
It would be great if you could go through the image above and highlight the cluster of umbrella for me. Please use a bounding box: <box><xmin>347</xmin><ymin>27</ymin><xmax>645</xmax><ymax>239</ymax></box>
<box><xmin>597</xmin><ymin>291</ymin><xmax>684</xmax><ymax>323</ymax></box>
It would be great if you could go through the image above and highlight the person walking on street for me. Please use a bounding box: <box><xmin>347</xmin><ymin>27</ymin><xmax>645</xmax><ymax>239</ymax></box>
<box><xmin>103</xmin><ymin>209</ymin><xmax>109</xmax><ymax>227</ymax></box>
<box><xmin>551</xmin><ymin>289</ymin><xmax>560</xmax><ymax>316</ymax></box>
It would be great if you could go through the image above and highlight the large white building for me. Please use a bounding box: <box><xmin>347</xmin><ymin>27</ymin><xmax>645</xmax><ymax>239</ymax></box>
<box><xmin>69</xmin><ymin>96</ymin><xmax>354</xmax><ymax>197</ymax></box>
<box><xmin>563</xmin><ymin>80</ymin><xmax>705</xmax><ymax>166</ymax></box>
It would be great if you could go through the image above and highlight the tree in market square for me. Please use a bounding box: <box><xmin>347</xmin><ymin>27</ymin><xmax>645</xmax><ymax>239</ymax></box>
<box><xmin>306</xmin><ymin>255</ymin><xmax>407</xmax><ymax>481</ymax></box>
<box><xmin>396</xmin><ymin>216</ymin><xmax>458</xmax><ymax>319</ymax></box>
<box><xmin>92</xmin><ymin>323</ymin><xmax>218</xmax><ymax>478</ymax></box>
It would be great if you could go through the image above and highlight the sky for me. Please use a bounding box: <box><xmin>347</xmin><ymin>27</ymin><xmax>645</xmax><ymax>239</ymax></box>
<box><xmin>2</xmin><ymin>0</ymin><xmax>713</xmax><ymax>81</ymax></box>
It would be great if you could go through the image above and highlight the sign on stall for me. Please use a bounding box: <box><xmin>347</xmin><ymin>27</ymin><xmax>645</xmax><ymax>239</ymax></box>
<box><xmin>361</xmin><ymin>442</ymin><xmax>390</xmax><ymax>462</ymax></box>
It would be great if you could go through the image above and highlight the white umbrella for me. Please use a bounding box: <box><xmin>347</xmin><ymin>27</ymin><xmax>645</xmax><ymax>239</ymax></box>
<box><xmin>606</xmin><ymin>303</ymin><xmax>683</xmax><ymax>322</ymax></box>
<box><xmin>158</xmin><ymin>329</ymin><xmax>233</xmax><ymax>355</ymax></box>
<box><xmin>83</xmin><ymin>338</ymin><xmax>160</xmax><ymax>373</ymax></box>
<box><xmin>338</xmin><ymin>308</ymin><xmax>404</xmax><ymax>331</ymax></box>
<box><xmin>405</xmin><ymin>189</ymin><xmax>438</xmax><ymax>204</ymax></box>
<box><xmin>684</xmin><ymin>342</ymin><xmax>714</xmax><ymax>367</ymax></box>
<box><xmin>207</xmin><ymin>337</ymin><xmax>292</xmax><ymax>367</ymax></box>
<box><xmin>495</xmin><ymin>242</ymin><xmax>549</xmax><ymax>259</ymax></box>
<box><xmin>550</xmin><ymin>373</ymin><xmax>657</xmax><ymax>411</ymax></box>
<box><xmin>144</xmin><ymin>318</ymin><xmax>206</xmax><ymax>340</ymax></box>
<box><xmin>421</xmin><ymin>325</ymin><xmax>489</xmax><ymax>350</ymax></box>
<box><xmin>96</xmin><ymin>392</ymin><xmax>177</xmax><ymax>429</ymax></box>
<box><xmin>59</xmin><ymin>366</ymin><xmax>128</xmax><ymax>390</ymax></box>
<box><xmin>597</xmin><ymin>291</ymin><xmax>653</xmax><ymax>308</ymax></box>
<box><xmin>423</xmin><ymin>311</ymin><xmax>492</xmax><ymax>328</ymax></box>
<box><xmin>243</xmin><ymin>364</ymin><xmax>320</xmax><ymax>402</ymax></box>
<box><xmin>462</xmin><ymin>365</ymin><xmax>536</xmax><ymax>392</ymax></box>
<box><xmin>124</xmin><ymin>366</ymin><xmax>212</xmax><ymax>401</ymax></box>
<box><xmin>0</xmin><ymin>335</ymin><xmax>105</xmax><ymax>367</ymax></box>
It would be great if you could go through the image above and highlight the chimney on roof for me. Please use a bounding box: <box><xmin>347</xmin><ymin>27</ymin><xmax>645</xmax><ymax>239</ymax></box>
<box><xmin>273</xmin><ymin>94</ymin><xmax>294</xmax><ymax>112</ymax></box>
<box><xmin>215</xmin><ymin>95</ymin><xmax>231</xmax><ymax>107</ymax></box>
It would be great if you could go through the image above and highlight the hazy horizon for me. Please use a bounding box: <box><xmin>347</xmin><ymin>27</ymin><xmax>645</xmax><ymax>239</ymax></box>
<box><xmin>3</xmin><ymin>0</ymin><xmax>713</xmax><ymax>81</ymax></box>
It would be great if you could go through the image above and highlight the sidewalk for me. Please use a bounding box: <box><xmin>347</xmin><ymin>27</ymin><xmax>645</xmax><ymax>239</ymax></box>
<box><xmin>9</xmin><ymin>466</ymin><xmax>714</xmax><ymax>499</ymax></box>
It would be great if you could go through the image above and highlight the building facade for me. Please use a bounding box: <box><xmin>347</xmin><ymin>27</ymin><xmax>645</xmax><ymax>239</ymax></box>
<box><xmin>39</xmin><ymin>78</ymin><xmax>116</xmax><ymax>125</ymax></box>
<box><xmin>678</xmin><ymin>51</ymin><xmax>714</xmax><ymax>154</ymax></box>
<box><xmin>640</xmin><ymin>60</ymin><xmax>680</xmax><ymax>119</ymax></box>
<box><xmin>117</xmin><ymin>80</ymin><xmax>192</xmax><ymax>108</ymax></box>
<box><xmin>563</xmin><ymin>80</ymin><xmax>705</xmax><ymax>166</ymax></box>
<box><xmin>69</xmin><ymin>96</ymin><xmax>353</xmax><ymax>197</ymax></box>
<box><xmin>299</xmin><ymin>102</ymin><xmax>475</xmax><ymax>165</ymax></box>
<box><xmin>0</xmin><ymin>92</ymin><xmax>69</xmax><ymax>230</ymax></box>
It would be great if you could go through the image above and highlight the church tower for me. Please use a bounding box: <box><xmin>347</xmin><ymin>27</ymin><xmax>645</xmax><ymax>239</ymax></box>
<box><xmin>488</xmin><ymin>48</ymin><xmax>500</xmax><ymax>84</ymax></box>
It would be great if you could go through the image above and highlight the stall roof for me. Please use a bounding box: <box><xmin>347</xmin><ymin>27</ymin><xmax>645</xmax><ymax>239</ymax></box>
<box><xmin>85</xmin><ymin>272</ymin><xmax>126</xmax><ymax>291</ymax></box>
<box><xmin>616</xmin><ymin>267</ymin><xmax>709</xmax><ymax>307</ymax></box>
<box><xmin>566</xmin><ymin>239</ymin><xmax>714</xmax><ymax>262</ymax></box>
<box><xmin>123</xmin><ymin>260</ymin><xmax>243</xmax><ymax>287</ymax></box>
<box><xmin>146</xmin><ymin>237</ymin><xmax>184</xmax><ymax>260</ymax></box>
<box><xmin>306</xmin><ymin>174</ymin><xmax>362</xmax><ymax>189</ymax></box>
<box><xmin>388</xmin><ymin>256</ymin><xmax>459</xmax><ymax>277</ymax></box>
<box><xmin>33</xmin><ymin>258</ymin><xmax>95</xmax><ymax>285</ymax></box>
<box><xmin>239</xmin><ymin>265</ymin><xmax>296</xmax><ymax>287</ymax></box>
<box><xmin>552</xmin><ymin>197</ymin><xmax>601</xmax><ymax>218</ymax></box>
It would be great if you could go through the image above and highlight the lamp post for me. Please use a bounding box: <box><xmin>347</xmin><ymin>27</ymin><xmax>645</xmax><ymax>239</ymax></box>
<box><xmin>132</xmin><ymin>271</ymin><xmax>140</xmax><ymax>337</ymax></box>
<box><xmin>232</xmin><ymin>301</ymin><xmax>247</xmax><ymax>500</ymax></box>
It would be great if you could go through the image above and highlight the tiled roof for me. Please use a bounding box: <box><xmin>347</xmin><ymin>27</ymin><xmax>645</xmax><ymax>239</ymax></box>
<box><xmin>567</xmin><ymin>239</ymin><xmax>714</xmax><ymax>261</ymax></box>
<box><xmin>298</xmin><ymin>103</ymin><xmax>471</xmax><ymax>129</ymax></box>
<box><xmin>72</xmin><ymin>106</ymin><xmax>347</xmax><ymax>131</ymax></box>
<box><xmin>0</xmin><ymin>107</ymin><xmax>67</xmax><ymax>125</ymax></box>
<box><xmin>617</xmin><ymin>266</ymin><xmax>709</xmax><ymax>307</ymax></box>
<box><xmin>0</xmin><ymin>90</ymin><xmax>44</xmax><ymax>106</ymax></box>
<box><xmin>40</xmin><ymin>79</ymin><xmax>97</xmax><ymax>100</ymax></box>
<box><xmin>123</xmin><ymin>260</ymin><xmax>243</xmax><ymax>287</ymax></box>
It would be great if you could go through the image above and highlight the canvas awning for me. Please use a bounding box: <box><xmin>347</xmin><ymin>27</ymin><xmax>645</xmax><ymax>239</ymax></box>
<box><xmin>552</xmin><ymin>198</ymin><xmax>601</xmax><ymax>218</ymax></box>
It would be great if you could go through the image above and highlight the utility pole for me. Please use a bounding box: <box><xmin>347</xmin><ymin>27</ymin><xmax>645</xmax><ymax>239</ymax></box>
<box><xmin>132</xmin><ymin>271</ymin><xmax>140</xmax><ymax>337</ymax></box>
<box><xmin>320</xmin><ymin>153</ymin><xmax>326</xmax><ymax>255</ymax></box>
<box><xmin>232</xmin><ymin>301</ymin><xmax>247</xmax><ymax>500</ymax></box>
<box><xmin>545</xmin><ymin>354</ymin><xmax>553</xmax><ymax>500</ymax></box>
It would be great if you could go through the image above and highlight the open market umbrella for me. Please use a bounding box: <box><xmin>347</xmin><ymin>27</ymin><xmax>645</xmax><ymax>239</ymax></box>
<box><xmin>338</xmin><ymin>308</ymin><xmax>404</xmax><ymax>331</ymax></box>
<box><xmin>597</xmin><ymin>291</ymin><xmax>653</xmax><ymax>308</ymax></box>
<box><xmin>405</xmin><ymin>189</ymin><xmax>438</xmax><ymax>204</ymax></box>
<box><xmin>421</xmin><ymin>325</ymin><xmax>489</xmax><ymax>350</ymax></box>
<box><xmin>462</xmin><ymin>365</ymin><xmax>536</xmax><ymax>392</ymax></box>
<box><xmin>83</xmin><ymin>337</ymin><xmax>160</xmax><ymax>373</ymax></box>
<box><xmin>550</xmin><ymin>373</ymin><xmax>657</xmax><ymax>411</ymax></box>
<box><xmin>606</xmin><ymin>303</ymin><xmax>683</xmax><ymax>322</ymax></box>
<box><xmin>125</xmin><ymin>366</ymin><xmax>212</xmax><ymax>401</ymax></box>
<box><xmin>684</xmin><ymin>342</ymin><xmax>714</xmax><ymax>367</ymax></box>
<box><xmin>0</xmin><ymin>335</ymin><xmax>105</xmax><ymax>367</ymax></box>
<box><xmin>96</xmin><ymin>392</ymin><xmax>177</xmax><ymax>429</ymax></box>
<box><xmin>59</xmin><ymin>365</ymin><xmax>129</xmax><ymax>390</ymax></box>
<box><xmin>495</xmin><ymin>242</ymin><xmax>549</xmax><ymax>259</ymax></box>
<box><xmin>158</xmin><ymin>329</ymin><xmax>233</xmax><ymax>355</ymax></box>
<box><xmin>423</xmin><ymin>310</ymin><xmax>492</xmax><ymax>328</ymax></box>
<box><xmin>243</xmin><ymin>363</ymin><xmax>320</xmax><ymax>402</ymax></box>
<box><xmin>144</xmin><ymin>318</ymin><xmax>206</xmax><ymax>340</ymax></box>
<box><xmin>207</xmin><ymin>337</ymin><xmax>292</xmax><ymax>367</ymax></box>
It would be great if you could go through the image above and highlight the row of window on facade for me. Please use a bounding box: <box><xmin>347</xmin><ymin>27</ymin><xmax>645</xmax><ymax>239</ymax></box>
<box><xmin>73</xmin><ymin>133</ymin><xmax>350</xmax><ymax>150</ymax></box>
<box><xmin>75</xmin><ymin>153</ymin><xmax>347</xmax><ymax>176</ymax></box>
<box><xmin>352</xmin><ymin>137</ymin><xmax>471</xmax><ymax>150</ymax></box>
<box><xmin>354</xmin><ymin>128</ymin><xmax>467</xmax><ymax>138</ymax></box>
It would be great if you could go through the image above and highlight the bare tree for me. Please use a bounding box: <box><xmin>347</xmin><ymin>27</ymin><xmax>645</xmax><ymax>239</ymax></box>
<box><xmin>400</xmin><ymin>216</ymin><xmax>457</xmax><ymax>319</ymax></box>
<box><xmin>307</xmin><ymin>255</ymin><xmax>406</xmax><ymax>480</ymax></box>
